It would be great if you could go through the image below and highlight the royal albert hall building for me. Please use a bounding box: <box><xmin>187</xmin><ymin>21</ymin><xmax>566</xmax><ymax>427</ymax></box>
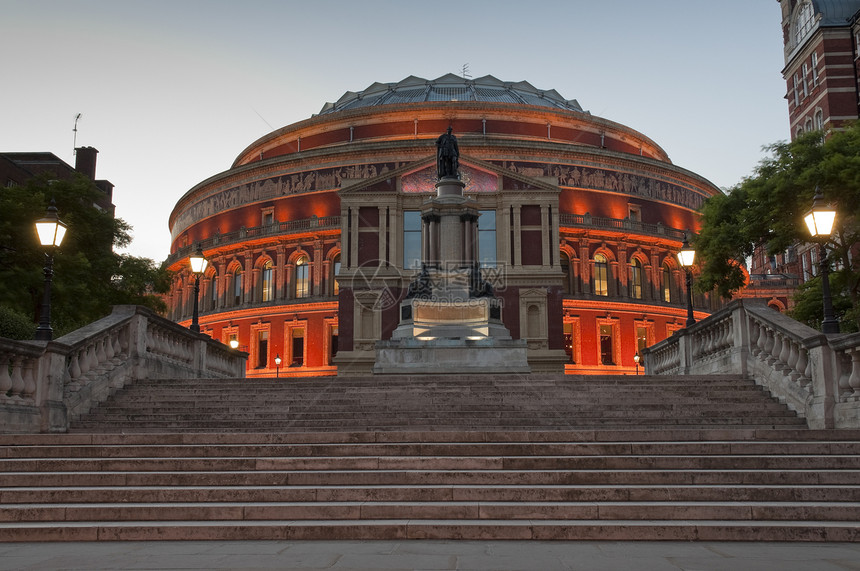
<box><xmin>166</xmin><ymin>74</ymin><xmax>719</xmax><ymax>377</ymax></box>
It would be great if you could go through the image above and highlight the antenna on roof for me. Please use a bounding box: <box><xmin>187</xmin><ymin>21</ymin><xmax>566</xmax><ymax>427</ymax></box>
<box><xmin>72</xmin><ymin>113</ymin><xmax>82</xmax><ymax>155</ymax></box>
<box><xmin>461</xmin><ymin>63</ymin><xmax>471</xmax><ymax>79</ymax></box>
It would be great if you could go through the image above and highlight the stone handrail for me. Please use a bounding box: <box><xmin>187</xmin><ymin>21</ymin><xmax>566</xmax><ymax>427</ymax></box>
<box><xmin>0</xmin><ymin>305</ymin><xmax>247</xmax><ymax>433</ymax></box>
<box><xmin>641</xmin><ymin>298</ymin><xmax>860</xmax><ymax>428</ymax></box>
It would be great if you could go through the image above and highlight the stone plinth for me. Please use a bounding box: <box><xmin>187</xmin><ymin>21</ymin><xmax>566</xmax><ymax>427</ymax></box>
<box><xmin>372</xmin><ymin>337</ymin><xmax>530</xmax><ymax>374</ymax></box>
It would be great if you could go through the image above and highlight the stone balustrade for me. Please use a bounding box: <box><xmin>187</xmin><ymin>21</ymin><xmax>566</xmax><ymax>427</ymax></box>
<box><xmin>642</xmin><ymin>298</ymin><xmax>860</xmax><ymax>428</ymax></box>
<box><xmin>0</xmin><ymin>305</ymin><xmax>246</xmax><ymax>433</ymax></box>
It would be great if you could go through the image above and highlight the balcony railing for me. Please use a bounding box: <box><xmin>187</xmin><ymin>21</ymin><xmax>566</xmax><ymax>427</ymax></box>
<box><xmin>168</xmin><ymin>215</ymin><xmax>341</xmax><ymax>265</ymax></box>
<box><xmin>558</xmin><ymin>213</ymin><xmax>687</xmax><ymax>240</ymax></box>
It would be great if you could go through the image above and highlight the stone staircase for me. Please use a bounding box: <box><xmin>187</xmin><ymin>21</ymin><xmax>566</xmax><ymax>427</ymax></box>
<box><xmin>1</xmin><ymin>374</ymin><xmax>858</xmax><ymax>542</ymax></box>
<box><xmin>70</xmin><ymin>374</ymin><xmax>805</xmax><ymax>432</ymax></box>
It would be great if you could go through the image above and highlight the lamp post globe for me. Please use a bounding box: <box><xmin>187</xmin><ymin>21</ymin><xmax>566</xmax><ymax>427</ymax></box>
<box><xmin>804</xmin><ymin>188</ymin><xmax>839</xmax><ymax>334</ymax></box>
<box><xmin>274</xmin><ymin>354</ymin><xmax>282</xmax><ymax>378</ymax></box>
<box><xmin>189</xmin><ymin>244</ymin><xmax>208</xmax><ymax>333</ymax></box>
<box><xmin>677</xmin><ymin>234</ymin><xmax>696</xmax><ymax>328</ymax></box>
<box><xmin>34</xmin><ymin>200</ymin><xmax>68</xmax><ymax>341</ymax></box>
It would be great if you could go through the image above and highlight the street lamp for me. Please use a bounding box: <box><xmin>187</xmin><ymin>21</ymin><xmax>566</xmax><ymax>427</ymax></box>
<box><xmin>677</xmin><ymin>234</ymin><xmax>696</xmax><ymax>327</ymax></box>
<box><xmin>804</xmin><ymin>188</ymin><xmax>839</xmax><ymax>334</ymax></box>
<box><xmin>633</xmin><ymin>352</ymin><xmax>640</xmax><ymax>375</ymax></box>
<box><xmin>229</xmin><ymin>338</ymin><xmax>240</xmax><ymax>350</ymax></box>
<box><xmin>189</xmin><ymin>244</ymin><xmax>208</xmax><ymax>333</ymax></box>
<box><xmin>274</xmin><ymin>354</ymin><xmax>282</xmax><ymax>378</ymax></box>
<box><xmin>34</xmin><ymin>200</ymin><xmax>68</xmax><ymax>341</ymax></box>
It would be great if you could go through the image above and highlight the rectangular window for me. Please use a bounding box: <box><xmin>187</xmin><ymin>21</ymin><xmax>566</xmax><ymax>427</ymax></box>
<box><xmin>291</xmin><ymin>328</ymin><xmax>305</xmax><ymax>366</ymax></box>
<box><xmin>563</xmin><ymin>322</ymin><xmax>575</xmax><ymax>363</ymax></box>
<box><xmin>262</xmin><ymin>264</ymin><xmax>273</xmax><ymax>302</ymax></box>
<box><xmin>627</xmin><ymin>204</ymin><xmax>641</xmax><ymax>222</ymax></box>
<box><xmin>478</xmin><ymin>210</ymin><xmax>497</xmax><ymax>268</ymax></box>
<box><xmin>636</xmin><ymin>326</ymin><xmax>648</xmax><ymax>354</ymax></box>
<box><xmin>330</xmin><ymin>325</ymin><xmax>338</xmax><ymax>363</ymax></box>
<box><xmin>811</xmin><ymin>52</ymin><xmax>819</xmax><ymax>85</ymax></box>
<box><xmin>802</xmin><ymin>63</ymin><xmax>809</xmax><ymax>97</ymax></box>
<box><xmin>403</xmin><ymin>211</ymin><xmax>422</xmax><ymax>269</ymax></box>
<box><xmin>257</xmin><ymin>330</ymin><xmax>268</xmax><ymax>369</ymax></box>
<box><xmin>599</xmin><ymin>324</ymin><xmax>614</xmax><ymax>365</ymax></box>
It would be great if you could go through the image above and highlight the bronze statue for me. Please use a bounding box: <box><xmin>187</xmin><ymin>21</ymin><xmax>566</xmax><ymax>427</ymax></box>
<box><xmin>435</xmin><ymin>126</ymin><xmax>459</xmax><ymax>179</ymax></box>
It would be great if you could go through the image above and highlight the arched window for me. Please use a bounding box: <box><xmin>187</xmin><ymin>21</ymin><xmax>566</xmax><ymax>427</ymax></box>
<box><xmin>594</xmin><ymin>253</ymin><xmax>609</xmax><ymax>296</ymax></box>
<box><xmin>794</xmin><ymin>2</ymin><xmax>814</xmax><ymax>46</ymax></box>
<box><xmin>560</xmin><ymin>251</ymin><xmax>571</xmax><ymax>294</ymax></box>
<box><xmin>630</xmin><ymin>258</ymin><xmax>643</xmax><ymax>299</ymax></box>
<box><xmin>295</xmin><ymin>256</ymin><xmax>309</xmax><ymax>299</ymax></box>
<box><xmin>662</xmin><ymin>263</ymin><xmax>673</xmax><ymax>303</ymax></box>
<box><xmin>332</xmin><ymin>253</ymin><xmax>341</xmax><ymax>296</ymax></box>
<box><xmin>814</xmin><ymin>109</ymin><xmax>824</xmax><ymax>131</ymax></box>
<box><xmin>261</xmin><ymin>260</ymin><xmax>274</xmax><ymax>302</ymax></box>
<box><xmin>231</xmin><ymin>267</ymin><xmax>243</xmax><ymax>307</ymax></box>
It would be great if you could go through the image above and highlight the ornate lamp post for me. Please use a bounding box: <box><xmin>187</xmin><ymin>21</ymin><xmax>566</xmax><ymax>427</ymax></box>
<box><xmin>677</xmin><ymin>234</ymin><xmax>696</xmax><ymax>327</ymax></box>
<box><xmin>188</xmin><ymin>244</ymin><xmax>208</xmax><ymax>333</ymax></box>
<box><xmin>633</xmin><ymin>352</ymin><xmax>640</xmax><ymax>375</ymax></box>
<box><xmin>34</xmin><ymin>201</ymin><xmax>68</xmax><ymax>341</ymax></box>
<box><xmin>274</xmin><ymin>354</ymin><xmax>282</xmax><ymax>378</ymax></box>
<box><xmin>804</xmin><ymin>189</ymin><xmax>839</xmax><ymax>334</ymax></box>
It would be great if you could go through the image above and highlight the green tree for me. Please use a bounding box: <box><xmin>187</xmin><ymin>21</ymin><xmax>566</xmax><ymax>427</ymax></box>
<box><xmin>696</xmin><ymin>122</ymin><xmax>860</xmax><ymax>331</ymax></box>
<box><xmin>0</xmin><ymin>173</ymin><xmax>170</xmax><ymax>339</ymax></box>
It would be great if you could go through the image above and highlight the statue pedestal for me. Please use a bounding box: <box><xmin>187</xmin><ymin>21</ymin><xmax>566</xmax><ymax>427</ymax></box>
<box><xmin>372</xmin><ymin>171</ymin><xmax>530</xmax><ymax>375</ymax></box>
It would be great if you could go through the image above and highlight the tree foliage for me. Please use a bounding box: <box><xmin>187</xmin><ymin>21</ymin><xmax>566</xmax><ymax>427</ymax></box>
<box><xmin>0</xmin><ymin>173</ymin><xmax>171</xmax><ymax>339</ymax></box>
<box><xmin>696</xmin><ymin>122</ymin><xmax>860</xmax><ymax>331</ymax></box>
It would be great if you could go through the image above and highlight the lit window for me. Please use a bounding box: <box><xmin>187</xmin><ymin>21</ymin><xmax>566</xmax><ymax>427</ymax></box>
<box><xmin>295</xmin><ymin>256</ymin><xmax>309</xmax><ymax>298</ymax></box>
<box><xmin>662</xmin><ymin>264</ymin><xmax>673</xmax><ymax>303</ymax></box>
<box><xmin>403</xmin><ymin>211</ymin><xmax>422</xmax><ymax>269</ymax></box>
<box><xmin>594</xmin><ymin>253</ymin><xmax>609</xmax><ymax>296</ymax></box>
<box><xmin>563</xmin><ymin>322</ymin><xmax>575</xmax><ymax>363</ymax></box>
<box><xmin>332</xmin><ymin>253</ymin><xmax>341</xmax><ymax>296</ymax></box>
<box><xmin>636</xmin><ymin>326</ymin><xmax>648</xmax><ymax>355</ymax></box>
<box><xmin>478</xmin><ymin>210</ymin><xmax>497</xmax><ymax>268</ymax></box>
<box><xmin>261</xmin><ymin>260</ymin><xmax>273</xmax><ymax>302</ymax></box>
<box><xmin>630</xmin><ymin>259</ymin><xmax>643</xmax><ymax>299</ymax></box>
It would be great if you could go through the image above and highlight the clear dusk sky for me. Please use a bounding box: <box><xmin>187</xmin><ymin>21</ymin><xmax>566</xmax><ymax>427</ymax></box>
<box><xmin>2</xmin><ymin>0</ymin><xmax>789</xmax><ymax>262</ymax></box>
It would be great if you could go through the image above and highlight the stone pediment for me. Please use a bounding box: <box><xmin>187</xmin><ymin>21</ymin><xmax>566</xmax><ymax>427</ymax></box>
<box><xmin>338</xmin><ymin>154</ymin><xmax>560</xmax><ymax>196</ymax></box>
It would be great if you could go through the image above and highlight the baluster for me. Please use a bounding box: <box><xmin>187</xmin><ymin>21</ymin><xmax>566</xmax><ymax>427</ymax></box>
<box><xmin>778</xmin><ymin>333</ymin><xmax>792</xmax><ymax>372</ymax></box>
<box><xmin>0</xmin><ymin>354</ymin><xmax>13</xmax><ymax>400</ymax></box>
<box><xmin>105</xmin><ymin>332</ymin><xmax>116</xmax><ymax>361</ymax></box>
<box><xmin>848</xmin><ymin>349</ymin><xmax>860</xmax><ymax>397</ymax></box>
<box><xmin>69</xmin><ymin>351</ymin><xmax>82</xmax><ymax>380</ymax></box>
<box><xmin>794</xmin><ymin>347</ymin><xmax>810</xmax><ymax>387</ymax></box>
<box><xmin>749</xmin><ymin>321</ymin><xmax>762</xmax><ymax>357</ymax></box>
<box><xmin>761</xmin><ymin>326</ymin><xmax>774</xmax><ymax>362</ymax></box>
<box><xmin>22</xmin><ymin>357</ymin><xmax>36</xmax><ymax>399</ymax></box>
<box><xmin>96</xmin><ymin>337</ymin><xmax>108</xmax><ymax>367</ymax></box>
<box><xmin>767</xmin><ymin>331</ymin><xmax>781</xmax><ymax>366</ymax></box>
<box><xmin>8</xmin><ymin>356</ymin><xmax>25</xmax><ymax>400</ymax></box>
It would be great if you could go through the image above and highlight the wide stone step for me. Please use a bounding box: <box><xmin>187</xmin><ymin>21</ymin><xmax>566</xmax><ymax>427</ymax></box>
<box><xmin>0</xmin><ymin>519</ymin><xmax>856</xmax><ymax>542</ymax></box>
<box><xmin>3</xmin><ymin>500</ymin><xmax>860</xmax><ymax>523</ymax></box>
<box><xmin>4</xmin><ymin>454</ymin><xmax>857</xmax><ymax>472</ymax></box>
<box><xmin>3</xmin><ymin>484</ymin><xmax>858</xmax><ymax>504</ymax></box>
<box><xmin>4</xmin><ymin>469</ymin><xmax>858</xmax><ymax>487</ymax></box>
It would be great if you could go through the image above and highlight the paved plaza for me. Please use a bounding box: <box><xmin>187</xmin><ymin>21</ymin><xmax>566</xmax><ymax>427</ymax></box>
<box><xmin>1</xmin><ymin>540</ymin><xmax>859</xmax><ymax>570</ymax></box>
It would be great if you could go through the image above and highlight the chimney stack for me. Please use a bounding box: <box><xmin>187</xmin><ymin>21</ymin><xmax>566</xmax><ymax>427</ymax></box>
<box><xmin>74</xmin><ymin>146</ymin><xmax>98</xmax><ymax>180</ymax></box>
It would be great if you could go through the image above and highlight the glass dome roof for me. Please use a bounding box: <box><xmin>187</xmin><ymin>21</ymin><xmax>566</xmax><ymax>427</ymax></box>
<box><xmin>317</xmin><ymin>74</ymin><xmax>585</xmax><ymax>115</ymax></box>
